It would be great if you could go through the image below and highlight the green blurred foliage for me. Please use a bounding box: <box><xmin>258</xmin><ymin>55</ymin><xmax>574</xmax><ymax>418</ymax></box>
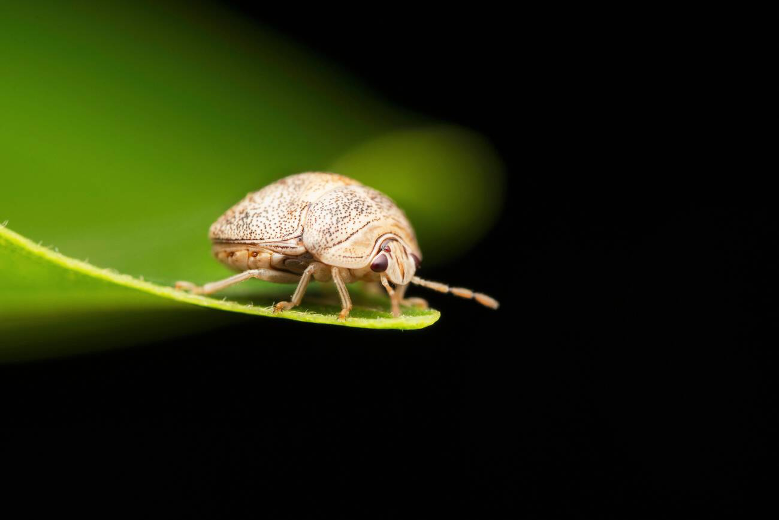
<box><xmin>332</xmin><ymin>127</ymin><xmax>505</xmax><ymax>261</ymax></box>
<box><xmin>0</xmin><ymin>0</ymin><xmax>503</xmax><ymax>359</ymax></box>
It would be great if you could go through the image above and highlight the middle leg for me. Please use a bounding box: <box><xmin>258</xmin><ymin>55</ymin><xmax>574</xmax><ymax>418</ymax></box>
<box><xmin>331</xmin><ymin>267</ymin><xmax>353</xmax><ymax>321</ymax></box>
<box><xmin>274</xmin><ymin>263</ymin><xmax>323</xmax><ymax>314</ymax></box>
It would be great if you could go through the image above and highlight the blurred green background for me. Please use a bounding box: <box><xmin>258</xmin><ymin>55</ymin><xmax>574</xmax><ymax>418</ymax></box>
<box><xmin>0</xmin><ymin>0</ymin><xmax>504</xmax><ymax>358</ymax></box>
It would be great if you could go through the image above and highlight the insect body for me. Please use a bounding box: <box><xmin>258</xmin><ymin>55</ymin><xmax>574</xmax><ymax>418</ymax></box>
<box><xmin>175</xmin><ymin>172</ymin><xmax>499</xmax><ymax>320</ymax></box>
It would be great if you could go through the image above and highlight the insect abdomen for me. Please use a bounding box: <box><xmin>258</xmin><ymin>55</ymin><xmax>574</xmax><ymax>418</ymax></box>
<box><xmin>213</xmin><ymin>245</ymin><xmax>273</xmax><ymax>272</ymax></box>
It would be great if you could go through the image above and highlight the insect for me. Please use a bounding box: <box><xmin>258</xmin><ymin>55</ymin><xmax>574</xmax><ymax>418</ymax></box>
<box><xmin>175</xmin><ymin>172</ymin><xmax>499</xmax><ymax>320</ymax></box>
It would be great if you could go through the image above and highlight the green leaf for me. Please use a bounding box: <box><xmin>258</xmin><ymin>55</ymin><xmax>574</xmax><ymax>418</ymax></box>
<box><xmin>0</xmin><ymin>224</ymin><xmax>440</xmax><ymax>361</ymax></box>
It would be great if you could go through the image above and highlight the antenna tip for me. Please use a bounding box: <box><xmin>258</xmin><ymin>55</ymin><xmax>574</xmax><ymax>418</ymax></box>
<box><xmin>475</xmin><ymin>293</ymin><xmax>500</xmax><ymax>310</ymax></box>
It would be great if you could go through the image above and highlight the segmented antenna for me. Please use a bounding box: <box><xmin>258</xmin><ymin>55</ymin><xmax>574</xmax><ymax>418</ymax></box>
<box><xmin>411</xmin><ymin>276</ymin><xmax>499</xmax><ymax>309</ymax></box>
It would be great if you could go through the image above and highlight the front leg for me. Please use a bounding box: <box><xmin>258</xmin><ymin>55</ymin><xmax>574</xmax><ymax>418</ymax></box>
<box><xmin>380</xmin><ymin>274</ymin><xmax>401</xmax><ymax>317</ymax></box>
<box><xmin>394</xmin><ymin>283</ymin><xmax>428</xmax><ymax>309</ymax></box>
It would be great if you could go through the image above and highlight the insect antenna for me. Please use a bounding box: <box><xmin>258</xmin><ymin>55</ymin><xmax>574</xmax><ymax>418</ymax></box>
<box><xmin>411</xmin><ymin>276</ymin><xmax>499</xmax><ymax>310</ymax></box>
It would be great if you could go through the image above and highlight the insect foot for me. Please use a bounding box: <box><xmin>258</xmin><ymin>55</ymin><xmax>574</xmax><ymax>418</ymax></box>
<box><xmin>174</xmin><ymin>281</ymin><xmax>202</xmax><ymax>294</ymax></box>
<box><xmin>338</xmin><ymin>307</ymin><xmax>351</xmax><ymax>322</ymax></box>
<box><xmin>273</xmin><ymin>301</ymin><xmax>295</xmax><ymax>314</ymax></box>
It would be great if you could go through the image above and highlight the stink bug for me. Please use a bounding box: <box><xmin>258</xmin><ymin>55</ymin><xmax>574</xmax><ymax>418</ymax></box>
<box><xmin>175</xmin><ymin>172</ymin><xmax>499</xmax><ymax>320</ymax></box>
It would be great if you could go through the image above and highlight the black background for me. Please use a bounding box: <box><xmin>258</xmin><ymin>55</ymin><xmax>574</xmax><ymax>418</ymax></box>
<box><xmin>1</xmin><ymin>4</ymin><xmax>773</xmax><ymax>516</ymax></box>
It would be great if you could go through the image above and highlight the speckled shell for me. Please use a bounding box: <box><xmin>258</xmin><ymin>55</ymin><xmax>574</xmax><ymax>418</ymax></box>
<box><xmin>209</xmin><ymin>173</ymin><xmax>359</xmax><ymax>254</ymax></box>
<box><xmin>302</xmin><ymin>185</ymin><xmax>419</xmax><ymax>268</ymax></box>
<box><xmin>209</xmin><ymin>172</ymin><xmax>420</xmax><ymax>269</ymax></box>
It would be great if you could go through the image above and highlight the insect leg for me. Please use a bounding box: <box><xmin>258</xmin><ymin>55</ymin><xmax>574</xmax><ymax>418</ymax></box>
<box><xmin>394</xmin><ymin>283</ymin><xmax>429</xmax><ymax>310</ymax></box>
<box><xmin>331</xmin><ymin>267</ymin><xmax>353</xmax><ymax>321</ymax></box>
<box><xmin>175</xmin><ymin>269</ymin><xmax>299</xmax><ymax>295</ymax></box>
<box><xmin>361</xmin><ymin>281</ymin><xmax>385</xmax><ymax>296</ymax></box>
<box><xmin>380</xmin><ymin>274</ymin><xmax>401</xmax><ymax>317</ymax></box>
<box><xmin>274</xmin><ymin>263</ymin><xmax>319</xmax><ymax>314</ymax></box>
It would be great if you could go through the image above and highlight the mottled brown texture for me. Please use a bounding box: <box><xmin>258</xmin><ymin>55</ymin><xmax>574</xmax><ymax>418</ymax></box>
<box><xmin>209</xmin><ymin>172</ymin><xmax>420</xmax><ymax>270</ymax></box>
<box><xmin>302</xmin><ymin>186</ymin><xmax>419</xmax><ymax>268</ymax></box>
<box><xmin>209</xmin><ymin>172</ymin><xmax>360</xmax><ymax>246</ymax></box>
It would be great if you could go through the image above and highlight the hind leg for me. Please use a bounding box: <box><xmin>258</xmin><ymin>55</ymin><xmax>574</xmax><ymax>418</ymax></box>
<box><xmin>175</xmin><ymin>268</ymin><xmax>300</xmax><ymax>295</ymax></box>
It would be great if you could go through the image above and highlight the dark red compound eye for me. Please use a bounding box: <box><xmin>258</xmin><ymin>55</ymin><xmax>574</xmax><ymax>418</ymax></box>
<box><xmin>410</xmin><ymin>253</ymin><xmax>421</xmax><ymax>270</ymax></box>
<box><xmin>370</xmin><ymin>254</ymin><xmax>388</xmax><ymax>272</ymax></box>
<box><xmin>382</xmin><ymin>245</ymin><xmax>391</xmax><ymax>253</ymax></box>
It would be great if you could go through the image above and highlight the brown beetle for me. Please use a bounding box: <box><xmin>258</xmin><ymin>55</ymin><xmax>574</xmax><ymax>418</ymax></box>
<box><xmin>175</xmin><ymin>172</ymin><xmax>499</xmax><ymax>320</ymax></box>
